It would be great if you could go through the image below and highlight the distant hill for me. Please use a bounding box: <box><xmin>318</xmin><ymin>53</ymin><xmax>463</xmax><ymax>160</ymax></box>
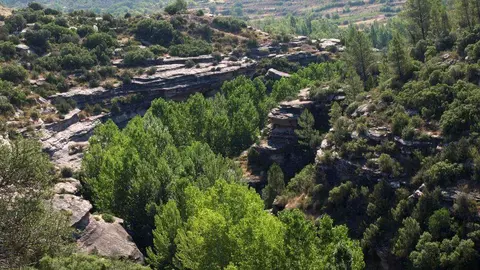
<box><xmin>2</xmin><ymin>0</ymin><xmax>209</xmax><ymax>15</ymax></box>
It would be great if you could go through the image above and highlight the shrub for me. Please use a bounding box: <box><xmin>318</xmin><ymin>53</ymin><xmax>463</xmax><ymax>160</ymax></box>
<box><xmin>53</xmin><ymin>97</ymin><xmax>76</xmax><ymax>115</ymax></box>
<box><xmin>60</xmin><ymin>167</ymin><xmax>73</xmax><ymax>178</ymax></box>
<box><xmin>102</xmin><ymin>213</ymin><xmax>115</xmax><ymax>223</ymax></box>
<box><xmin>185</xmin><ymin>59</ymin><xmax>195</xmax><ymax>68</ymax></box>
<box><xmin>196</xmin><ymin>9</ymin><xmax>205</xmax><ymax>16</ymax></box>
<box><xmin>149</xmin><ymin>45</ymin><xmax>168</xmax><ymax>56</ymax></box>
<box><xmin>212</xmin><ymin>51</ymin><xmax>223</xmax><ymax>62</ymax></box>
<box><xmin>0</xmin><ymin>64</ymin><xmax>28</xmax><ymax>84</ymax></box>
<box><xmin>124</xmin><ymin>48</ymin><xmax>154</xmax><ymax>67</ymax></box>
<box><xmin>169</xmin><ymin>39</ymin><xmax>212</xmax><ymax>57</ymax></box>
<box><xmin>0</xmin><ymin>41</ymin><xmax>16</xmax><ymax>60</ymax></box>
<box><xmin>134</xmin><ymin>19</ymin><xmax>174</xmax><ymax>47</ymax></box>
<box><xmin>212</xmin><ymin>17</ymin><xmax>247</xmax><ymax>33</ymax></box>
<box><xmin>165</xmin><ymin>0</ymin><xmax>187</xmax><ymax>15</ymax></box>
<box><xmin>93</xmin><ymin>104</ymin><xmax>103</xmax><ymax>115</ymax></box>
<box><xmin>0</xmin><ymin>96</ymin><xmax>14</xmax><ymax>116</ymax></box>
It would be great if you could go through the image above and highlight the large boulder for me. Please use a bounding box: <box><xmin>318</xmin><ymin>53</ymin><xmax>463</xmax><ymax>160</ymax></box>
<box><xmin>51</xmin><ymin>194</ymin><xmax>92</xmax><ymax>228</ymax></box>
<box><xmin>78</xmin><ymin>215</ymin><xmax>144</xmax><ymax>263</ymax></box>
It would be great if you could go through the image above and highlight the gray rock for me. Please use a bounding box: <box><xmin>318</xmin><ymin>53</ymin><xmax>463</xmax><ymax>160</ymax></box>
<box><xmin>54</xmin><ymin>178</ymin><xmax>81</xmax><ymax>195</ymax></box>
<box><xmin>51</xmin><ymin>194</ymin><xmax>92</xmax><ymax>228</ymax></box>
<box><xmin>78</xmin><ymin>215</ymin><xmax>144</xmax><ymax>263</ymax></box>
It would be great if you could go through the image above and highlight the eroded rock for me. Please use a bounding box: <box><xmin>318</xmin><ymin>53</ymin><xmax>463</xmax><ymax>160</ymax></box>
<box><xmin>51</xmin><ymin>194</ymin><xmax>92</xmax><ymax>228</ymax></box>
<box><xmin>78</xmin><ymin>214</ymin><xmax>144</xmax><ymax>263</ymax></box>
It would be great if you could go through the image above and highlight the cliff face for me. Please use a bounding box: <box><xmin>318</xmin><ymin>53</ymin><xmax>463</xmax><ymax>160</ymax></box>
<box><xmin>51</xmin><ymin>58</ymin><xmax>257</xmax><ymax>107</ymax></box>
<box><xmin>247</xmin><ymin>88</ymin><xmax>345</xmax><ymax>186</ymax></box>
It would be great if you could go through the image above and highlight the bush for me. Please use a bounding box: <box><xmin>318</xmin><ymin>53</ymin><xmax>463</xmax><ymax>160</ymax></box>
<box><xmin>165</xmin><ymin>0</ymin><xmax>187</xmax><ymax>15</ymax></box>
<box><xmin>0</xmin><ymin>41</ymin><xmax>16</xmax><ymax>60</ymax></box>
<box><xmin>185</xmin><ymin>59</ymin><xmax>195</xmax><ymax>68</ymax></box>
<box><xmin>149</xmin><ymin>45</ymin><xmax>167</xmax><ymax>56</ymax></box>
<box><xmin>169</xmin><ymin>39</ymin><xmax>212</xmax><ymax>57</ymax></box>
<box><xmin>102</xmin><ymin>213</ymin><xmax>115</xmax><ymax>223</ymax></box>
<box><xmin>212</xmin><ymin>17</ymin><xmax>247</xmax><ymax>33</ymax></box>
<box><xmin>0</xmin><ymin>96</ymin><xmax>14</xmax><ymax>116</ymax></box>
<box><xmin>60</xmin><ymin>167</ymin><xmax>73</xmax><ymax>178</ymax></box>
<box><xmin>196</xmin><ymin>9</ymin><xmax>205</xmax><ymax>16</ymax></box>
<box><xmin>0</xmin><ymin>64</ymin><xmax>28</xmax><ymax>84</ymax></box>
<box><xmin>134</xmin><ymin>19</ymin><xmax>174</xmax><ymax>47</ymax></box>
<box><xmin>124</xmin><ymin>48</ymin><xmax>154</xmax><ymax>67</ymax></box>
<box><xmin>53</xmin><ymin>97</ymin><xmax>76</xmax><ymax>115</ymax></box>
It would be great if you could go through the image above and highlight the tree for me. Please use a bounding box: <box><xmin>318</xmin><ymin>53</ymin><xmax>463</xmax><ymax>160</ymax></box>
<box><xmin>403</xmin><ymin>0</ymin><xmax>432</xmax><ymax>40</ymax></box>
<box><xmin>279</xmin><ymin>209</ymin><xmax>318</xmax><ymax>269</ymax></box>
<box><xmin>0</xmin><ymin>64</ymin><xmax>28</xmax><ymax>84</ymax></box>
<box><xmin>428</xmin><ymin>208</ymin><xmax>451</xmax><ymax>240</ymax></box>
<box><xmin>329</xmin><ymin>102</ymin><xmax>342</xmax><ymax>127</ymax></box>
<box><xmin>25</xmin><ymin>29</ymin><xmax>51</xmax><ymax>52</ymax></box>
<box><xmin>262</xmin><ymin>163</ymin><xmax>285</xmax><ymax>208</ymax></box>
<box><xmin>174</xmin><ymin>180</ymin><xmax>285</xmax><ymax>270</ymax></box>
<box><xmin>165</xmin><ymin>0</ymin><xmax>187</xmax><ymax>15</ymax></box>
<box><xmin>409</xmin><ymin>232</ymin><xmax>441</xmax><ymax>269</ymax></box>
<box><xmin>387</xmin><ymin>32</ymin><xmax>411</xmax><ymax>81</ymax></box>
<box><xmin>393</xmin><ymin>217</ymin><xmax>422</xmax><ymax>258</ymax></box>
<box><xmin>0</xmin><ymin>139</ymin><xmax>71</xmax><ymax>269</ymax></box>
<box><xmin>134</xmin><ymin>19</ymin><xmax>174</xmax><ymax>47</ymax></box>
<box><xmin>344</xmin><ymin>27</ymin><xmax>375</xmax><ymax>86</ymax></box>
<box><xmin>296</xmin><ymin>109</ymin><xmax>321</xmax><ymax>149</ymax></box>
<box><xmin>147</xmin><ymin>201</ymin><xmax>183</xmax><ymax>269</ymax></box>
<box><xmin>455</xmin><ymin>0</ymin><xmax>475</xmax><ymax>30</ymax></box>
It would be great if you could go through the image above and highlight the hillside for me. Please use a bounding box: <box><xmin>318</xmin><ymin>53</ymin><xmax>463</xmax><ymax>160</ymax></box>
<box><xmin>3</xmin><ymin>0</ymin><xmax>480</xmax><ymax>269</ymax></box>
<box><xmin>5</xmin><ymin>0</ymin><xmax>403</xmax><ymax>25</ymax></box>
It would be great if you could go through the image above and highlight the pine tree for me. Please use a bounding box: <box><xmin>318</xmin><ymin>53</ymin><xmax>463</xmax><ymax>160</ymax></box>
<box><xmin>387</xmin><ymin>32</ymin><xmax>411</xmax><ymax>81</ymax></box>
<box><xmin>344</xmin><ymin>27</ymin><xmax>375</xmax><ymax>86</ymax></box>
<box><xmin>295</xmin><ymin>109</ymin><xmax>321</xmax><ymax>149</ymax></box>
<box><xmin>403</xmin><ymin>0</ymin><xmax>432</xmax><ymax>40</ymax></box>
<box><xmin>262</xmin><ymin>163</ymin><xmax>285</xmax><ymax>208</ymax></box>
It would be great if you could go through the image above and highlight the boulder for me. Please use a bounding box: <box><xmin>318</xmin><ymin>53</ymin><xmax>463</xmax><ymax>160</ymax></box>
<box><xmin>265</xmin><ymin>68</ymin><xmax>291</xmax><ymax>80</ymax></box>
<box><xmin>51</xmin><ymin>194</ymin><xmax>92</xmax><ymax>228</ymax></box>
<box><xmin>54</xmin><ymin>178</ymin><xmax>81</xmax><ymax>195</ymax></box>
<box><xmin>78</xmin><ymin>215</ymin><xmax>144</xmax><ymax>263</ymax></box>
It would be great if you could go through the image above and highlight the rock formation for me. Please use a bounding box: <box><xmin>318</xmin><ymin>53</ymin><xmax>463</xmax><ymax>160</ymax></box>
<box><xmin>248</xmin><ymin>88</ymin><xmax>344</xmax><ymax>185</ymax></box>
<box><xmin>51</xmin><ymin>58</ymin><xmax>257</xmax><ymax>108</ymax></box>
<box><xmin>51</xmin><ymin>177</ymin><xmax>144</xmax><ymax>263</ymax></box>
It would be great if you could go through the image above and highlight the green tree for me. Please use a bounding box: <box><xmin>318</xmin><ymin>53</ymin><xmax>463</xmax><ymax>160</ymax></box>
<box><xmin>387</xmin><ymin>32</ymin><xmax>411</xmax><ymax>81</ymax></box>
<box><xmin>174</xmin><ymin>180</ymin><xmax>285</xmax><ymax>270</ymax></box>
<box><xmin>0</xmin><ymin>139</ymin><xmax>71</xmax><ymax>269</ymax></box>
<box><xmin>393</xmin><ymin>217</ymin><xmax>422</xmax><ymax>258</ymax></box>
<box><xmin>296</xmin><ymin>109</ymin><xmax>321</xmax><ymax>149</ymax></box>
<box><xmin>165</xmin><ymin>0</ymin><xmax>187</xmax><ymax>15</ymax></box>
<box><xmin>428</xmin><ymin>208</ymin><xmax>451</xmax><ymax>240</ymax></box>
<box><xmin>0</xmin><ymin>64</ymin><xmax>28</xmax><ymax>84</ymax></box>
<box><xmin>344</xmin><ymin>27</ymin><xmax>375</xmax><ymax>85</ymax></box>
<box><xmin>262</xmin><ymin>163</ymin><xmax>285</xmax><ymax>208</ymax></box>
<box><xmin>147</xmin><ymin>201</ymin><xmax>183</xmax><ymax>269</ymax></box>
<box><xmin>403</xmin><ymin>0</ymin><xmax>432</xmax><ymax>40</ymax></box>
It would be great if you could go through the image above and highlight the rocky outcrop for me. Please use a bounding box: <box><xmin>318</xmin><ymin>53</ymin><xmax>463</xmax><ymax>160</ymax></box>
<box><xmin>54</xmin><ymin>178</ymin><xmax>81</xmax><ymax>195</ymax></box>
<box><xmin>78</xmin><ymin>215</ymin><xmax>144</xmax><ymax>262</ymax></box>
<box><xmin>41</xmin><ymin>114</ymin><xmax>105</xmax><ymax>170</ymax></box>
<box><xmin>51</xmin><ymin>193</ymin><xmax>92</xmax><ymax>228</ymax></box>
<box><xmin>52</xmin><ymin>178</ymin><xmax>144</xmax><ymax>263</ymax></box>
<box><xmin>51</xmin><ymin>58</ymin><xmax>256</xmax><ymax>108</ymax></box>
<box><xmin>265</xmin><ymin>68</ymin><xmax>291</xmax><ymax>80</ymax></box>
<box><xmin>249</xmin><ymin>88</ymin><xmax>344</xmax><ymax>183</ymax></box>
